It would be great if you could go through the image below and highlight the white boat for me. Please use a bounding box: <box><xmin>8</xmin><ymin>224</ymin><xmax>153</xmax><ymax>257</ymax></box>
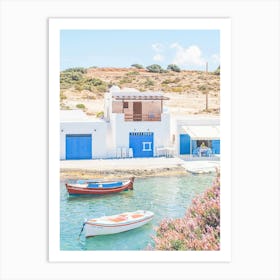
<box><xmin>84</xmin><ymin>210</ymin><xmax>154</xmax><ymax>237</ymax></box>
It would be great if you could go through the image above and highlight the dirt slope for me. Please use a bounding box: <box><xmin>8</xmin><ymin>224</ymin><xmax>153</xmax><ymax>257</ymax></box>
<box><xmin>60</xmin><ymin>67</ymin><xmax>220</xmax><ymax>118</ymax></box>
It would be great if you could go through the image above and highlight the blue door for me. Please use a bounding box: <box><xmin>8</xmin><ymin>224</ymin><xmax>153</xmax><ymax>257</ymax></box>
<box><xmin>212</xmin><ymin>140</ymin><xmax>220</xmax><ymax>154</ymax></box>
<box><xmin>180</xmin><ymin>134</ymin><xmax>191</xmax><ymax>154</ymax></box>
<box><xmin>66</xmin><ymin>134</ymin><xmax>92</xmax><ymax>159</ymax></box>
<box><xmin>129</xmin><ymin>132</ymin><xmax>154</xmax><ymax>158</ymax></box>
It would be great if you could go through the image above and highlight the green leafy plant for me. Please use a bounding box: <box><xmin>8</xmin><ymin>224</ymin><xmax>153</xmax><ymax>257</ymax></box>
<box><xmin>146</xmin><ymin>64</ymin><xmax>164</xmax><ymax>73</ymax></box>
<box><xmin>76</xmin><ymin>103</ymin><xmax>86</xmax><ymax>109</ymax></box>
<box><xmin>214</xmin><ymin>65</ymin><xmax>220</xmax><ymax>75</ymax></box>
<box><xmin>131</xmin><ymin>63</ymin><xmax>144</xmax><ymax>69</ymax></box>
<box><xmin>96</xmin><ymin>111</ymin><xmax>104</xmax><ymax>118</ymax></box>
<box><xmin>63</xmin><ymin>67</ymin><xmax>87</xmax><ymax>74</ymax></box>
<box><xmin>167</xmin><ymin>64</ymin><xmax>181</xmax><ymax>72</ymax></box>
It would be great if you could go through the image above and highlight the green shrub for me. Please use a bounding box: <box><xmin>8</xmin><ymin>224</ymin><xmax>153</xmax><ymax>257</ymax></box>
<box><xmin>60</xmin><ymin>68</ymin><xmax>108</xmax><ymax>93</ymax></box>
<box><xmin>146</xmin><ymin>64</ymin><xmax>164</xmax><ymax>73</ymax></box>
<box><xmin>162</xmin><ymin>77</ymin><xmax>181</xmax><ymax>85</ymax></box>
<box><xmin>60</xmin><ymin>71</ymin><xmax>83</xmax><ymax>89</ymax></box>
<box><xmin>60</xmin><ymin>92</ymin><xmax>67</xmax><ymax>100</ymax></box>
<box><xmin>167</xmin><ymin>64</ymin><xmax>181</xmax><ymax>72</ymax></box>
<box><xmin>144</xmin><ymin>78</ymin><xmax>155</xmax><ymax>86</ymax></box>
<box><xmin>76</xmin><ymin>103</ymin><xmax>85</xmax><ymax>109</ymax></box>
<box><xmin>74</xmin><ymin>84</ymin><xmax>84</xmax><ymax>91</ymax></box>
<box><xmin>119</xmin><ymin>77</ymin><xmax>133</xmax><ymax>84</ymax></box>
<box><xmin>86</xmin><ymin>78</ymin><xmax>104</xmax><ymax>86</ymax></box>
<box><xmin>171</xmin><ymin>87</ymin><xmax>183</xmax><ymax>93</ymax></box>
<box><xmin>214</xmin><ymin>65</ymin><xmax>220</xmax><ymax>75</ymax></box>
<box><xmin>126</xmin><ymin>71</ymin><xmax>140</xmax><ymax>76</ymax></box>
<box><xmin>63</xmin><ymin>67</ymin><xmax>87</xmax><ymax>74</ymax></box>
<box><xmin>131</xmin><ymin>63</ymin><xmax>144</xmax><ymax>69</ymax></box>
<box><xmin>198</xmin><ymin>85</ymin><xmax>207</xmax><ymax>91</ymax></box>
<box><xmin>96</xmin><ymin>111</ymin><xmax>104</xmax><ymax>118</ymax></box>
<box><xmin>95</xmin><ymin>84</ymin><xmax>107</xmax><ymax>93</ymax></box>
<box><xmin>162</xmin><ymin>79</ymin><xmax>172</xmax><ymax>85</ymax></box>
<box><xmin>82</xmin><ymin>78</ymin><xmax>108</xmax><ymax>92</ymax></box>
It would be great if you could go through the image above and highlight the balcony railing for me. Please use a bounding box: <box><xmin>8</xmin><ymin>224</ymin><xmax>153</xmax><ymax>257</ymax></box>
<box><xmin>124</xmin><ymin>113</ymin><xmax>161</xmax><ymax>121</ymax></box>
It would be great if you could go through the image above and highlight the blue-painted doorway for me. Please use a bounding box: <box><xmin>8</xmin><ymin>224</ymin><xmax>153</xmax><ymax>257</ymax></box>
<box><xmin>129</xmin><ymin>132</ymin><xmax>154</xmax><ymax>157</ymax></box>
<box><xmin>212</xmin><ymin>140</ymin><xmax>220</xmax><ymax>154</ymax></box>
<box><xmin>66</xmin><ymin>134</ymin><xmax>92</xmax><ymax>160</ymax></box>
<box><xmin>179</xmin><ymin>134</ymin><xmax>191</xmax><ymax>154</ymax></box>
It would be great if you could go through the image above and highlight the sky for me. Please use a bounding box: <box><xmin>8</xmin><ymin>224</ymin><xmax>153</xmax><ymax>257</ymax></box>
<box><xmin>60</xmin><ymin>30</ymin><xmax>220</xmax><ymax>71</ymax></box>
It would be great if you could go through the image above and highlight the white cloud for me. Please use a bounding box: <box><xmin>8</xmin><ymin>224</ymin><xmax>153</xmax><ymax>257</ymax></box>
<box><xmin>171</xmin><ymin>43</ymin><xmax>205</xmax><ymax>67</ymax></box>
<box><xmin>152</xmin><ymin>43</ymin><xmax>164</xmax><ymax>52</ymax></box>
<box><xmin>153</xmin><ymin>54</ymin><xmax>164</xmax><ymax>62</ymax></box>
<box><xmin>170</xmin><ymin>42</ymin><xmax>180</xmax><ymax>49</ymax></box>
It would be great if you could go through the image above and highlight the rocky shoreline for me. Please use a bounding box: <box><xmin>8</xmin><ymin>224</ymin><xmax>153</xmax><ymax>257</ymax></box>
<box><xmin>60</xmin><ymin>166</ymin><xmax>188</xmax><ymax>180</ymax></box>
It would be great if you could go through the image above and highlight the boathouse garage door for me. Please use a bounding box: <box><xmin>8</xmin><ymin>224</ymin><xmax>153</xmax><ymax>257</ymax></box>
<box><xmin>129</xmin><ymin>132</ymin><xmax>154</xmax><ymax>158</ymax></box>
<box><xmin>66</xmin><ymin>134</ymin><xmax>92</xmax><ymax>160</ymax></box>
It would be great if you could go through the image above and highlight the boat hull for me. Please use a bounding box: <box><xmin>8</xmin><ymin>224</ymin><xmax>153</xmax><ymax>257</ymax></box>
<box><xmin>65</xmin><ymin>178</ymin><xmax>134</xmax><ymax>195</ymax></box>
<box><xmin>84</xmin><ymin>210</ymin><xmax>154</xmax><ymax>237</ymax></box>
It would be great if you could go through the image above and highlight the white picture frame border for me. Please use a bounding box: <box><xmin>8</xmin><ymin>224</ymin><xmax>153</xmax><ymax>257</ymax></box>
<box><xmin>49</xmin><ymin>17</ymin><xmax>231</xmax><ymax>262</ymax></box>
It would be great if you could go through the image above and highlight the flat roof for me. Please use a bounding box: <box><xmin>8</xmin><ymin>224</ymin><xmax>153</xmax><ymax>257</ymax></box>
<box><xmin>109</xmin><ymin>86</ymin><xmax>169</xmax><ymax>100</ymax></box>
<box><xmin>60</xmin><ymin>110</ymin><xmax>104</xmax><ymax>122</ymax></box>
<box><xmin>113</xmin><ymin>95</ymin><xmax>169</xmax><ymax>100</ymax></box>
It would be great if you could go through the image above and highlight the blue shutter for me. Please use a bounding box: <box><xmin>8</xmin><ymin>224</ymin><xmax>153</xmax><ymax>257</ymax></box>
<box><xmin>191</xmin><ymin>140</ymin><xmax>197</xmax><ymax>153</ymax></box>
<box><xmin>180</xmin><ymin>134</ymin><xmax>191</xmax><ymax>154</ymax></box>
<box><xmin>66</xmin><ymin>134</ymin><xmax>92</xmax><ymax>159</ymax></box>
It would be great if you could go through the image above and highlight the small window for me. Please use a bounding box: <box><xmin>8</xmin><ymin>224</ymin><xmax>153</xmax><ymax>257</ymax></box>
<box><xmin>123</xmin><ymin>102</ymin><xmax>128</xmax><ymax>108</ymax></box>
<box><xmin>142</xmin><ymin>142</ymin><xmax>152</xmax><ymax>151</ymax></box>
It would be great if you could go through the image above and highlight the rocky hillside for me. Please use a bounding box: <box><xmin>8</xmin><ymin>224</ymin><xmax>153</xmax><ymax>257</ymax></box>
<box><xmin>60</xmin><ymin>67</ymin><xmax>220</xmax><ymax>117</ymax></box>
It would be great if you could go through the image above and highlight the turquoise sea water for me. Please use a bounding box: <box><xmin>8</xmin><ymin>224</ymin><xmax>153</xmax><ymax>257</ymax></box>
<box><xmin>60</xmin><ymin>174</ymin><xmax>214</xmax><ymax>250</ymax></box>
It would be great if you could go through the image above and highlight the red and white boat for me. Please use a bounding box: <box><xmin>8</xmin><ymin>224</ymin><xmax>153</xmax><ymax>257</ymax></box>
<box><xmin>83</xmin><ymin>210</ymin><xmax>154</xmax><ymax>237</ymax></box>
<box><xmin>65</xmin><ymin>177</ymin><xmax>134</xmax><ymax>195</ymax></box>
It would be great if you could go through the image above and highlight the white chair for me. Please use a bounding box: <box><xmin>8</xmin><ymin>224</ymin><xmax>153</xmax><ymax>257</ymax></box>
<box><xmin>121</xmin><ymin>147</ymin><xmax>127</xmax><ymax>158</ymax></box>
<box><xmin>156</xmin><ymin>146</ymin><xmax>164</xmax><ymax>157</ymax></box>
<box><xmin>128</xmin><ymin>148</ymin><xmax>133</xmax><ymax>158</ymax></box>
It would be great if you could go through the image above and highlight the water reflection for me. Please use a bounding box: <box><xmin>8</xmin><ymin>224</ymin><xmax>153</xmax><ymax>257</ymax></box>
<box><xmin>60</xmin><ymin>174</ymin><xmax>215</xmax><ymax>250</ymax></box>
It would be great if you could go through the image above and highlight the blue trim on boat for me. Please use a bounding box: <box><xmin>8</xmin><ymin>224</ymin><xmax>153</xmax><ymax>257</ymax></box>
<box><xmin>88</xmin><ymin>182</ymin><xmax>123</xmax><ymax>188</ymax></box>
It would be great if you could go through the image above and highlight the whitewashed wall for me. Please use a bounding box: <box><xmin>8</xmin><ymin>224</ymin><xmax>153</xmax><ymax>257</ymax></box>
<box><xmin>60</xmin><ymin>121</ymin><xmax>107</xmax><ymax>159</ymax></box>
<box><xmin>110</xmin><ymin>113</ymin><xmax>171</xmax><ymax>155</ymax></box>
<box><xmin>172</xmin><ymin>117</ymin><xmax>220</xmax><ymax>156</ymax></box>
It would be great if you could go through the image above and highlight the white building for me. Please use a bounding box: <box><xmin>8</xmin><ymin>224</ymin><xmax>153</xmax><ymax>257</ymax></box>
<box><xmin>60</xmin><ymin>86</ymin><xmax>171</xmax><ymax>160</ymax></box>
<box><xmin>172</xmin><ymin>116</ymin><xmax>220</xmax><ymax>158</ymax></box>
<box><xmin>60</xmin><ymin>110</ymin><xmax>107</xmax><ymax>160</ymax></box>
<box><xmin>60</xmin><ymin>86</ymin><xmax>220</xmax><ymax>160</ymax></box>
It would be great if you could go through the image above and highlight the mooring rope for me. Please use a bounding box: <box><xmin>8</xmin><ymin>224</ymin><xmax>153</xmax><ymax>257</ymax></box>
<box><xmin>78</xmin><ymin>220</ymin><xmax>87</xmax><ymax>239</ymax></box>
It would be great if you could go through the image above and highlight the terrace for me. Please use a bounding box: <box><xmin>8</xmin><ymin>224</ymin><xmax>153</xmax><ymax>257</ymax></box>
<box><xmin>111</xmin><ymin>91</ymin><xmax>169</xmax><ymax>122</ymax></box>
